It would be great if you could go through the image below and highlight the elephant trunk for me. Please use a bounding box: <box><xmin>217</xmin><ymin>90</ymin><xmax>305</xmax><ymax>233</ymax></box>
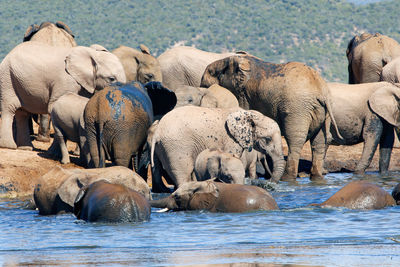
<box><xmin>270</xmin><ymin>155</ymin><xmax>286</xmax><ymax>182</ymax></box>
<box><xmin>149</xmin><ymin>196</ymin><xmax>177</xmax><ymax>210</ymax></box>
<box><xmin>200</xmin><ymin>67</ymin><xmax>219</xmax><ymax>88</ymax></box>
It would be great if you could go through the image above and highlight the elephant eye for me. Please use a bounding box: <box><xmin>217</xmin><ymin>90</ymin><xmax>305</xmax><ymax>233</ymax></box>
<box><xmin>108</xmin><ymin>76</ymin><xmax>116</xmax><ymax>83</ymax></box>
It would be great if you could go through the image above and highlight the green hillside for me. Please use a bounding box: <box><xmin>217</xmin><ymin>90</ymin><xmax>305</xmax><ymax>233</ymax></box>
<box><xmin>0</xmin><ymin>0</ymin><xmax>399</xmax><ymax>82</ymax></box>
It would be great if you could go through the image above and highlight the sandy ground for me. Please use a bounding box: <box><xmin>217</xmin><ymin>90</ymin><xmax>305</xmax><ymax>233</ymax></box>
<box><xmin>1</xmin><ymin>124</ymin><xmax>400</xmax><ymax>199</ymax></box>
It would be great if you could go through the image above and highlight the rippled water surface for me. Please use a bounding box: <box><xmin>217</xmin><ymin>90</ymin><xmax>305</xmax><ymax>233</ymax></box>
<box><xmin>1</xmin><ymin>172</ymin><xmax>400</xmax><ymax>266</ymax></box>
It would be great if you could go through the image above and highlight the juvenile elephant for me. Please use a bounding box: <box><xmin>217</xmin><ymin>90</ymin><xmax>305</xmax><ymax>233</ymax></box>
<box><xmin>23</xmin><ymin>21</ymin><xmax>77</xmax><ymax>142</ymax></box>
<box><xmin>33</xmin><ymin>165</ymin><xmax>151</xmax><ymax>215</ymax></box>
<box><xmin>380</xmin><ymin>56</ymin><xmax>400</xmax><ymax>83</ymax></box>
<box><xmin>194</xmin><ymin>148</ymin><xmax>245</xmax><ymax>184</ymax></box>
<box><xmin>157</xmin><ymin>46</ymin><xmax>245</xmax><ymax>90</ymax></box>
<box><xmin>150</xmin><ymin>106</ymin><xmax>285</xmax><ymax>192</ymax></box>
<box><xmin>112</xmin><ymin>44</ymin><xmax>162</xmax><ymax>83</ymax></box>
<box><xmin>175</xmin><ymin>84</ymin><xmax>239</xmax><ymax>108</ymax></box>
<box><xmin>74</xmin><ymin>180</ymin><xmax>151</xmax><ymax>223</ymax></box>
<box><xmin>201</xmin><ymin>55</ymin><xmax>340</xmax><ymax>180</ymax></box>
<box><xmin>391</xmin><ymin>183</ymin><xmax>400</xmax><ymax>205</ymax></box>
<box><xmin>347</xmin><ymin>33</ymin><xmax>400</xmax><ymax>84</ymax></box>
<box><xmin>311</xmin><ymin>181</ymin><xmax>395</xmax><ymax>210</ymax></box>
<box><xmin>84</xmin><ymin>81</ymin><xmax>176</xmax><ymax>169</ymax></box>
<box><xmin>326</xmin><ymin>82</ymin><xmax>400</xmax><ymax>174</ymax></box>
<box><xmin>0</xmin><ymin>42</ymin><xmax>126</xmax><ymax>150</ymax></box>
<box><xmin>150</xmin><ymin>180</ymin><xmax>278</xmax><ymax>212</ymax></box>
<box><xmin>49</xmin><ymin>92</ymin><xmax>89</xmax><ymax>165</ymax></box>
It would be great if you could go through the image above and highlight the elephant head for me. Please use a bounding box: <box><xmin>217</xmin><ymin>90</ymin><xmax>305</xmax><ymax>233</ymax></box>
<box><xmin>368</xmin><ymin>84</ymin><xmax>400</xmax><ymax>128</ymax></box>
<box><xmin>392</xmin><ymin>183</ymin><xmax>400</xmax><ymax>205</ymax></box>
<box><xmin>65</xmin><ymin>46</ymin><xmax>126</xmax><ymax>94</ymax></box>
<box><xmin>226</xmin><ymin>110</ymin><xmax>285</xmax><ymax>182</ymax></box>
<box><xmin>112</xmin><ymin>45</ymin><xmax>162</xmax><ymax>83</ymax></box>
<box><xmin>23</xmin><ymin>21</ymin><xmax>76</xmax><ymax>46</ymax></box>
<box><xmin>174</xmin><ymin>85</ymin><xmax>218</xmax><ymax>108</ymax></box>
<box><xmin>144</xmin><ymin>81</ymin><xmax>177</xmax><ymax>116</ymax></box>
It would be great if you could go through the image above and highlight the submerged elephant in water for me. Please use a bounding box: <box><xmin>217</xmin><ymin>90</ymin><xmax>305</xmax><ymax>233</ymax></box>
<box><xmin>311</xmin><ymin>181</ymin><xmax>396</xmax><ymax>210</ymax></box>
<box><xmin>74</xmin><ymin>180</ymin><xmax>151</xmax><ymax>223</ymax></box>
<box><xmin>150</xmin><ymin>180</ymin><xmax>279</xmax><ymax>212</ymax></box>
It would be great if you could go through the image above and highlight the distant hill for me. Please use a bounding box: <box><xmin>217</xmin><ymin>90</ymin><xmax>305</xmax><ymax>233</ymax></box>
<box><xmin>0</xmin><ymin>0</ymin><xmax>398</xmax><ymax>82</ymax></box>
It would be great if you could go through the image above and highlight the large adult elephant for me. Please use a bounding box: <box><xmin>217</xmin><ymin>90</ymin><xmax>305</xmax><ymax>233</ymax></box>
<box><xmin>149</xmin><ymin>106</ymin><xmax>285</xmax><ymax>192</ymax></box>
<box><xmin>84</xmin><ymin>81</ymin><xmax>176</xmax><ymax>169</ymax></box>
<box><xmin>0</xmin><ymin>41</ymin><xmax>126</xmax><ymax>150</ymax></box>
<box><xmin>347</xmin><ymin>33</ymin><xmax>400</xmax><ymax>84</ymax></box>
<box><xmin>23</xmin><ymin>21</ymin><xmax>77</xmax><ymax>142</ymax></box>
<box><xmin>200</xmin><ymin>55</ymin><xmax>340</xmax><ymax>181</ymax></box>
<box><xmin>157</xmin><ymin>46</ymin><xmax>245</xmax><ymax>91</ymax></box>
<box><xmin>112</xmin><ymin>44</ymin><xmax>162</xmax><ymax>83</ymax></box>
<box><xmin>325</xmin><ymin>82</ymin><xmax>400</xmax><ymax>174</ymax></box>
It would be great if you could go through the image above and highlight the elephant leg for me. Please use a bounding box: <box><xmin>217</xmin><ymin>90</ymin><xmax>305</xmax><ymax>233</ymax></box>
<box><xmin>151</xmin><ymin>154</ymin><xmax>172</xmax><ymax>193</ymax></box>
<box><xmin>14</xmin><ymin>109</ymin><xmax>33</xmax><ymax>150</ymax></box>
<box><xmin>355</xmin><ymin>116</ymin><xmax>383</xmax><ymax>174</ymax></box>
<box><xmin>0</xmin><ymin>109</ymin><xmax>17</xmax><ymax>149</ymax></box>
<box><xmin>393</xmin><ymin>127</ymin><xmax>400</xmax><ymax>148</ymax></box>
<box><xmin>310</xmin><ymin>128</ymin><xmax>327</xmax><ymax>180</ymax></box>
<box><xmin>86</xmin><ymin>127</ymin><xmax>100</xmax><ymax>168</ymax></box>
<box><xmin>36</xmin><ymin>114</ymin><xmax>51</xmax><ymax>142</ymax></box>
<box><xmin>53</xmin><ymin>126</ymin><xmax>70</xmax><ymax>164</ymax></box>
<box><xmin>378</xmin><ymin>123</ymin><xmax>394</xmax><ymax>174</ymax></box>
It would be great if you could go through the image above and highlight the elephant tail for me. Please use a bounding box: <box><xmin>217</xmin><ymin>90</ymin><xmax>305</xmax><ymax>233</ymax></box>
<box><xmin>324</xmin><ymin>95</ymin><xmax>343</xmax><ymax>141</ymax></box>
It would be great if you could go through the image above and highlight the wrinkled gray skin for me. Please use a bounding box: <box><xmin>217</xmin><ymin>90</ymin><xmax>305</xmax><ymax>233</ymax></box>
<box><xmin>0</xmin><ymin>42</ymin><xmax>126</xmax><ymax>150</ymax></box>
<box><xmin>150</xmin><ymin>180</ymin><xmax>278</xmax><ymax>212</ymax></box>
<box><xmin>112</xmin><ymin>44</ymin><xmax>162</xmax><ymax>83</ymax></box>
<box><xmin>201</xmin><ymin>55</ymin><xmax>341</xmax><ymax>181</ymax></box>
<box><xmin>23</xmin><ymin>21</ymin><xmax>77</xmax><ymax>143</ymax></box>
<box><xmin>311</xmin><ymin>181</ymin><xmax>395</xmax><ymax>210</ymax></box>
<box><xmin>157</xmin><ymin>46</ymin><xmax>244</xmax><ymax>91</ymax></box>
<box><xmin>175</xmin><ymin>84</ymin><xmax>239</xmax><ymax>108</ymax></box>
<box><xmin>49</xmin><ymin>92</ymin><xmax>90</xmax><ymax>165</ymax></box>
<box><xmin>74</xmin><ymin>180</ymin><xmax>151</xmax><ymax>223</ymax></box>
<box><xmin>347</xmin><ymin>33</ymin><xmax>400</xmax><ymax>84</ymax></box>
<box><xmin>380</xmin><ymin>56</ymin><xmax>400</xmax><ymax>83</ymax></box>
<box><xmin>326</xmin><ymin>82</ymin><xmax>400</xmax><ymax>174</ymax></box>
<box><xmin>150</xmin><ymin>106</ymin><xmax>285</xmax><ymax>193</ymax></box>
<box><xmin>194</xmin><ymin>148</ymin><xmax>245</xmax><ymax>184</ymax></box>
<box><xmin>33</xmin><ymin>165</ymin><xmax>151</xmax><ymax>215</ymax></box>
<box><xmin>391</xmin><ymin>183</ymin><xmax>400</xmax><ymax>205</ymax></box>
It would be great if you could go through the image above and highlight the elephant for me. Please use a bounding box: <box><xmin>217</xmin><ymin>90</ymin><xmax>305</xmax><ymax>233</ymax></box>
<box><xmin>391</xmin><ymin>183</ymin><xmax>400</xmax><ymax>205</ymax></box>
<box><xmin>311</xmin><ymin>181</ymin><xmax>396</xmax><ymax>210</ymax></box>
<box><xmin>347</xmin><ymin>32</ymin><xmax>400</xmax><ymax>84</ymax></box>
<box><xmin>174</xmin><ymin>84</ymin><xmax>239</xmax><ymax>108</ymax></box>
<box><xmin>200</xmin><ymin>55</ymin><xmax>341</xmax><ymax>181</ymax></box>
<box><xmin>73</xmin><ymin>180</ymin><xmax>151</xmax><ymax>223</ymax></box>
<box><xmin>84</xmin><ymin>81</ymin><xmax>176</xmax><ymax>169</ymax></box>
<box><xmin>33</xmin><ymin>165</ymin><xmax>151</xmax><ymax>215</ymax></box>
<box><xmin>149</xmin><ymin>106</ymin><xmax>285</xmax><ymax>192</ymax></box>
<box><xmin>23</xmin><ymin>21</ymin><xmax>77</xmax><ymax>143</ymax></box>
<box><xmin>150</xmin><ymin>180</ymin><xmax>278</xmax><ymax>212</ymax></box>
<box><xmin>49</xmin><ymin>92</ymin><xmax>90</xmax><ymax>165</ymax></box>
<box><xmin>112</xmin><ymin>44</ymin><xmax>162</xmax><ymax>83</ymax></box>
<box><xmin>194</xmin><ymin>148</ymin><xmax>245</xmax><ymax>184</ymax></box>
<box><xmin>157</xmin><ymin>46</ymin><xmax>246</xmax><ymax>91</ymax></box>
<box><xmin>380</xmin><ymin>56</ymin><xmax>400</xmax><ymax>83</ymax></box>
<box><xmin>325</xmin><ymin>82</ymin><xmax>400</xmax><ymax>174</ymax></box>
<box><xmin>0</xmin><ymin>41</ymin><xmax>126</xmax><ymax>150</ymax></box>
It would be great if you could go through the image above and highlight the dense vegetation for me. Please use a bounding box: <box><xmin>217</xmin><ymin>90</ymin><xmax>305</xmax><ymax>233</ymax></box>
<box><xmin>0</xmin><ymin>0</ymin><xmax>398</xmax><ymax>82</ymax></box>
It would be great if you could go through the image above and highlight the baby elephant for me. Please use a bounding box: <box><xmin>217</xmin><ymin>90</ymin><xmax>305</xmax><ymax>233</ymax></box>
<box><xmin>311</xmin><ymin>181</ymin><xmax>396</xmax><ymax>210</ymax></box>
<box><xmin>150</xmin><ymin>180</ymin><xmax>278</xmax><ymax>212</ymax></box>
<box><xmin>194</xmin><ymin>148</ymin><xmax>245</xmax><ymax>184</ymax></box>
<box><xmin>74</xmin><ymin>180</ymin><xmax>151</xmax><ymax>223</ymax></box>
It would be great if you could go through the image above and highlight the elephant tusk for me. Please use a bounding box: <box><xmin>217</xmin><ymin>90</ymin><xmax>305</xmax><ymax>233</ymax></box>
<box><xmin>155</xmin><ymin>208</ymin><xmax>169</xmax><ymax>213</ymax></box>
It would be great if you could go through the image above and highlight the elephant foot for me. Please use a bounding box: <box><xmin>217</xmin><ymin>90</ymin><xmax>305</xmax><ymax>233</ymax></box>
<box><xmin>0</xmin><ymin>138</ymin><xmax>17</xmax><ymax>150</ymax></box>
<box><xmin>354</xmin><ymin>169</ymin><xmax>365</xmax><ymax>175</ymax></box>
<box><xmin>36</xmin><ymin>134</ymin><xmax>51</xmax><ymax>143</ymax></box>
<box><xmin>280</xmin><ymin>173</ymin><xmax>297</xmax><ymax>182</ymax></box>
<box><xmin>18</xmin><ymin>145</ymin><xmax>33</xmax><ymax>151</ymax></box>
<box><xmin>310</xmin><ymin>173</ymin><xmax>325</xmax><ymax>181</ymax></box>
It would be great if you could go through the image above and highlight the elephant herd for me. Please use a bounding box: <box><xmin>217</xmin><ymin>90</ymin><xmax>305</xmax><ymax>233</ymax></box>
<box><xmin>1</xmin><ymin>22</ymin><xmax>400</xmax><ymax>222</ymax></box>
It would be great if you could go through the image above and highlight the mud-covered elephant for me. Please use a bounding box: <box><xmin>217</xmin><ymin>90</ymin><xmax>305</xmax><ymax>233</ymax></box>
<box><xmin>84</xmin><ymin>81</ymin><xmax>176</xmax><ymax>169</ymax></box>
<box><xmin>157</xmin><ymin>46</ymin><xmax>246</xmax><ymax>91</ymax></box>
<box><xmin>0</xmin><ymin>41</ymin><xmax>126</xmax><ymax>150</ymax></box>
<box><xmin>194</xmin><ymin>148</ymin><xmax>245</xmax><ymax>184</ymax></box>
<box><xmin>49</xmin><ymin>92</ymin><xmax>90</xmax><ymax>165</ymax></box>
<box><xmin>74</xmin><ymin>180</ymin><xmax>151</xmax><ymax>223</ymax></box>
<box><xmin>112</xmin><ymin>44</ymin><xmax>162</xmax><ymax>83</ymax></box>
<box><xmin>150</xmin><ymin>106</ymin><xmax>285</xmax><ymax>192</ymax></box>
<box><xmin>326</xmin><ymin>82</ymin><xmax>400</xmax><ymax>174</ymax></box>
<box><xmin>200</xmin><ymin>55</ymin><xmax>340</xmax><ymax>181</ymax></box>
<box><xmin>311</xmin><ymin>181</ymin><xmax>395</xmax><ymax>210</ymax></box>
<box><xmin>33</xmin><ymin>165</ymin><xmax>151</xmax><ymax>215</ymax></box>
<box><xmin>347</xmin><ymin>33</ymin><xmax>400</xmax><ymax>84</ymax></box>
<box><xmin>23</xmin><ymin>21</ymin><xmax>77</xmax><ymax>142</ymax></box>
<box><xmin>150</xmin><ymin>180</ymin><xmax>278</xmax><ymax>212</ymax></box>
<box><xmin>175</xmin><ymin>84</ymin><xmax>239</xmax><ymax>108</ymax></box>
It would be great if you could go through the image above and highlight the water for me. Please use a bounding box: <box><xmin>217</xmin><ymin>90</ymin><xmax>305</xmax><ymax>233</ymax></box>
<box><xmin>1</xmin><ymin>172</ymin><xmax>400</xmax><ymax>266</ymax></box>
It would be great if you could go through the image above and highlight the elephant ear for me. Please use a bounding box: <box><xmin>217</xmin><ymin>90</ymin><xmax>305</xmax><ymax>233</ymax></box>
<box><xmin>198</xmin><ymin>87</ymin><xmax>218</xmax><ymax>107</ymax></box>
<box><xmin>55</xmin><ymin>21</ymin><xmax>75</xmax><ymax>38</ymax></box>
<box><xmin>144</xmin><ymin>81</ymin><xmax>177</xmax><ymax>116</ymax></box>
<box><xmin>368</xmin><ymin>85</ymin><xmax>400</xmax><ymax>127</ymax></box>
<box><xmin>73</xmin><ymin>184</ymin><xmax>89</xmax><ymax>219</ymax></box>
<box><xmin>226</xmin><ymin>110</ymin><xmax>256</xmax><ymax>150</ymax></box>
<box><xmin>90</xmin><ymin>44</ymin><xmax>109</xmax><ymax>52</ymax></box>
<box><xmin>140</xmin><ymin>44</ymin><xmax>151</xmax><ymax>55</ymax></box>
<box><xmin>23</xmin><ymin>24</ymin><xmax>40</xmax><ymax>42</ymax></box>
<box><xmin>57</xmin><ymin>175</ymin><xmax>85</xmax><ymax>207</ymax></box>
<box><xmin>65</xmin><ymin>46</ymin><xmax>98</xmax><ymax>94</ymax></box>
<box><xmin>188</xmin><ymin>181</ymin><xmax>219</xmax><ymax>210</ymax></box>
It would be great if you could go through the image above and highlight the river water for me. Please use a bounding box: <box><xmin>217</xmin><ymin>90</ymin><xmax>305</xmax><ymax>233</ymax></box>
<box><xmin>1</xmin><ymin>172</ymin><xmax>399</xmax><ymax>266</ymax></box>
